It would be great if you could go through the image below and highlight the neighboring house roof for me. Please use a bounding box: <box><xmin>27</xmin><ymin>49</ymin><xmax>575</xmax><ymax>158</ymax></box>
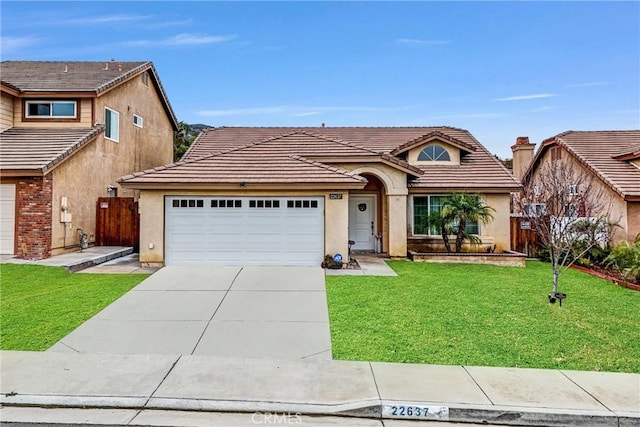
<box><xmin>176</xmin><ymin>126</ymin><xmax>519</xmax><ymax>191</ymax></box>
<box><xmin>0</xmin><ymin>61</ymin><xmax>178</xmax><ymax>130</ymax></box>
<box><xmin>524</xmin><ymin>130</ymin><xmax>640</xmax><ymax>200</ymax></box>
<box><xmin>0</xmin><ymin>126</ymin><xmax>103</xmax><ymax>175</ymax></box>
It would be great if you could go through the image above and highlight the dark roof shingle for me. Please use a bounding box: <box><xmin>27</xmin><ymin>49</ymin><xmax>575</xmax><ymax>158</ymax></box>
<box><xmin>0</xmin><ymin>127</ymin><xmax>104</xmax><ymax>174</ymax></box>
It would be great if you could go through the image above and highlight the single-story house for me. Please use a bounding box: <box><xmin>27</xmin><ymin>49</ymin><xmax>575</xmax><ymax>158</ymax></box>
<box><xmin>119</xmin><ymin>126</ymin><xmax>521</xmax><ymax>266</ymax></box>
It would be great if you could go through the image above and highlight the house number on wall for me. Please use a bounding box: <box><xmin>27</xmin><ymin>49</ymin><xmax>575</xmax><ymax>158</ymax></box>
<box><xmin>329</xmin><ymin>193</ymin><xmax>343</xmax><ymax>200</ymax></box>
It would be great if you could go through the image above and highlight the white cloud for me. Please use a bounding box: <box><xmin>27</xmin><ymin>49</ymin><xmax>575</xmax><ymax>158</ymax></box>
<box><xmin>294</xmin><ymin>112</ymin><xmax>320</xmax><ymax>117</ymax></box>
<box><xmin>143</xmin><ymin>19</ymin><xmax>193</xmax><ymax>29</ymax></box>
<box><xmin>565</xmin><ymin>82</ymin><xmax>608</xmax><ymax>88</ymax></box>
<box><xmin>493</xmin><ymin>94</ymin><xmax>557</xmax><ymax>102</ymax></box>
<box><xmin>62</xmin><ymin>14</ymin><xmax>151</xmax><ymax>25</ymax></box>
<box><xmin>0</xmin><ymin>35</ymin><xmax>41</xmax><ymax>54</ymax></box>
<box><xmin>396</xmin><ymin>38</ymin><xmax>451</xmax><ymax>46</ymax></box>
<box><xmin>125</xmin><ymin>33</ymin><xmax>236</xmax><ymax>47</ymax></box>
<box><xmin>197</xmin><ymin>106</ymin><xmax>288</xmax><ymax>117</ymax></box>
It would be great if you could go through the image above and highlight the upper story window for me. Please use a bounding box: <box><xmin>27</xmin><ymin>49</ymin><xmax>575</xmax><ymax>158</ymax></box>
<box><xmin>133</xmin><ymin>114</ymin><xmax>143</xmax><ymax>128</ymax></box>
<box><xmin>104</xmin><ymin>107</ymin><xmax>119</xmax><ymax>142</ymax></box>
<box><xmin>25</xmin><ymin>100</ymin><xmax>77</xmax><ymax>118</ymax></box>
<box><xmin>418</xmin><ymin>144</ymin><xmax>451</xmax><ymax>162</ymax></box>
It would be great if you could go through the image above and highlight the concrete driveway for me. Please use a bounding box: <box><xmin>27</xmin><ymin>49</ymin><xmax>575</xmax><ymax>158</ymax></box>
<box><xmin>49</xmin><ymin>266</ymin><xmax>332</xmax><ymax>360</ymax></box>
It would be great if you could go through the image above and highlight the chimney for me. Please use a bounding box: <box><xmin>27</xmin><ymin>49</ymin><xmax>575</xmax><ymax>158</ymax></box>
<box><xmin>118</xmin><ymin>62</ymin><xmax>123</xmax><ymax>72</ymax></box>
<box><xmin>321</xmin><ymin>123</ymin><xmax>325</xmax><ymax>128</ymax></box>
<box><xmin>511</xmin><ymin>136</ymin><xmax>536</xmax><ymax>180</ymax></box>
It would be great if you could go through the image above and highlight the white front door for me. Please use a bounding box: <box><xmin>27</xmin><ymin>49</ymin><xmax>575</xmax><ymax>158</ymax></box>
<box><xmin>349</xmin><ymin>195</ymin><xmax>376</xmax><ymax>251</ymax></box>
<box><xmin>0</xmin><ymin>184</ymin><xmax>16</xmax><ymax>255</ymax></box>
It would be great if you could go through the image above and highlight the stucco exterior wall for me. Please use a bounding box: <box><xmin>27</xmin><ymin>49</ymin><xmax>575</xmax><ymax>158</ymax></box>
<box><xmin>49</xmin><ymin>73</ymin><xmax>174</xmax><ymax>254</ymax></box>
<box><xmin>137</xmin><ymin>189</ymin><xmax>351</xmax><ymax>266</ymax></box>
<box><xmin>533</xmin><ymin>149</ymin><xmax>629</xmax><ymax>245</ymax></box>
<box><xmin>0</xmin><ymin>92</ymin><xmax>14</xmax><ymax>131</ymax></box>
<box><xmin>95</xmin><ymin>73</ymin><xmax>174</xmax><ymax>180</ymax></box>
<box><xmin>482</xmin><ymin>193</ymin><xmax>511</xmax><ymax>251</ymax></box>
<box><xmin>13</xmin><ymin>98</ymin><xmax>93</xmax><ymax>128</ymax></box>
<box><xmin>625</xmin><ymin>202</ymin><xmax>640</xmax><ymax>241</ymax></box>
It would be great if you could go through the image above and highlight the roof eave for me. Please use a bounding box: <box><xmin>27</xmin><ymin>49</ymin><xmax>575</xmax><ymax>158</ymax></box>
<box><xmin>118</xmin><ymin>181</ymin><xmax>367</xmax><ymax>191</ymax></box>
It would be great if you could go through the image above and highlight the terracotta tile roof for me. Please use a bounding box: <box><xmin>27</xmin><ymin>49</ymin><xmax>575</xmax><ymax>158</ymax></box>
<box><xmin>528</xmin><ymin>130</ymin><xmax>640</xmax><ymax>199</ymax></box>
<box><xmin>181</xmin><ymin>127</ymin><xmax>519</xmax><ymax>191</ymax></box>
<box><xmin>0</xmin><ymin>61</ymin><xmax>178</xmax><ymax>130</ymax></box>
<box><xmin>1</xmin><ymin>61</ymin><xmax>148</xmax><ymax>93</ymax></box>
<box><xmin>0</xmin><ymin>126</ymin><xmax>103</xmax><ymax>174</ymax></box>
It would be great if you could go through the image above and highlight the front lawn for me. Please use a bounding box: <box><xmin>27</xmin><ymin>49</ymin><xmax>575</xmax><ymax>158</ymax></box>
<box><xmin>326</xmin><ymin>260</ymin><xmax>640</xmax><ymax>373</ymax></box>
<box><xmin>0</xmin><ymin>264</ymin><xmax>147</xmax><ymax>351</ymax></box>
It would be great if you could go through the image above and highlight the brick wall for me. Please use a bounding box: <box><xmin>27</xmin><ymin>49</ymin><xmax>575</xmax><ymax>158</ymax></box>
<box><xmin>16</xmin><ymin>176</ymin><xmax>53</xmax><ymax>260</ymax></box>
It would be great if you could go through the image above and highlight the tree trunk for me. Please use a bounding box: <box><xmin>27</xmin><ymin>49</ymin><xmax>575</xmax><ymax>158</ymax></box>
<box><xmin>455</xmin><ymin>220</ymin><xmax>466</xmax><ymax>252</ymax></box>
<box><xmin>441</xmin><ymin>224</ymin><xmax>452</xmax><ymax>252</ymax></box>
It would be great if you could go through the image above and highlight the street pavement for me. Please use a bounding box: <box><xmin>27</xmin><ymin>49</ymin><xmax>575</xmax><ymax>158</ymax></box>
<box><xmin>48</xmin><ymin>266</ymin><xmax>332</xmax><ymax>360</ymax></box>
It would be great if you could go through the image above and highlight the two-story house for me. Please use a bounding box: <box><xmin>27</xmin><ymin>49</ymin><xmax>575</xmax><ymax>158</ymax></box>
<box><xmin>0</xmin><ymin>61</ymin><xmax>178</xmax><ymax>259</ymax></box>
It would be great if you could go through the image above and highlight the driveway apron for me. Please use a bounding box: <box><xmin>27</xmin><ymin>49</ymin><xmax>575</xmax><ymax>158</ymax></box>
<box><xmin>49</xmin><ymin>266</ymin><xmax>332</xmax><ymax>360</ymax></box>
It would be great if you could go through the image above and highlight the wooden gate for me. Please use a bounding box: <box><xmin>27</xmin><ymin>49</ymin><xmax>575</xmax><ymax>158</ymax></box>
<box><xmin>510</xmin><ymin>216</ymin><xmax>539</xmax><ymax>257</ymax></box>
<box><xmin>96</xmin><ymin>197</ymin><xmax>139</xmax><ymax>250</ymax></box>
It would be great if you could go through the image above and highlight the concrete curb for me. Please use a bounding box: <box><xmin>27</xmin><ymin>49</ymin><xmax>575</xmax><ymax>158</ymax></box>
<box><xmin>2</xmin><ymin>394</ymin><xmax>636</xmax><ymax>426</ymax></box>
<box><xmin>64</xmin><ymin>247</ymin><xmax>133</xmax><ymax>272</ymax></box>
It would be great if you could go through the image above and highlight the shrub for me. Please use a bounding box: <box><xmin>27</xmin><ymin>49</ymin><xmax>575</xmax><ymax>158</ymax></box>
<box><xmin>604</xmin><ymin>235</ymin><xmax>640</xmax><ymax>282</ymax></box>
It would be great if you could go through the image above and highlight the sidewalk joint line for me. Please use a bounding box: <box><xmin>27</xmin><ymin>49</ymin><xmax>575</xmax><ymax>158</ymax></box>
<box><xmin>190</xmin><ymin>267</ymin><xmax>243</xmax><ymax>355</ymax></box>
<box><xmin>462</xmin><ymin>365</ymin><xmax>495</xmax><ymax>405</ymax></box>
<box><xmin>368</xmin><ymin>362</ymin><xmax>383</xmax><ymax>409</ymax></box>
<box><xmin>559</xmin><ymin>370</ymin><xmax>613</xmax><ymax>413</ymax></box>
<box><xmin>145</xmin><ymin>355</ymin><xmax>182</xmax><ymax>407</ymax></box>
<box><xmin>56</xmin><ymin>341</ymin><xmax>80</xmax><ymax>353</ymax></box>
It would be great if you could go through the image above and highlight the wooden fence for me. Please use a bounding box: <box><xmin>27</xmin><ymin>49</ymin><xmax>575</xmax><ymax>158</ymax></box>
<box><xmin>95</xmin><ymin>197</ymin><xmax>139</xmax><ymax>250</ymax></box>
<box><xmin>510</xmin><ymin>215</ymin><xmax>539</xmax><ymax>257</ymax></box>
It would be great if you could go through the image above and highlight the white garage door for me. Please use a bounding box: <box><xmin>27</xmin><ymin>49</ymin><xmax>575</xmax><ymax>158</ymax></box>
<box><xmin>0</xmin><ymin>184</ymin><xmax>16</xmax><ymax>255</ymax></box>
<box><xmin>165</xmin><ymin>196</ymin><xmax>324</xmax><ymax>266</ymax></box>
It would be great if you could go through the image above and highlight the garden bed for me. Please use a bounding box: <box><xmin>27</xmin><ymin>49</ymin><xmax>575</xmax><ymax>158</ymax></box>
<box><xmin>570</xmin><ymin>264</ymin><xmax>640</xmax><ymax>292</ymax></box>
<box><xmin>408</xmin><ymin>250</ymin><xmax>526</xmax><ymax>267</ymax></box>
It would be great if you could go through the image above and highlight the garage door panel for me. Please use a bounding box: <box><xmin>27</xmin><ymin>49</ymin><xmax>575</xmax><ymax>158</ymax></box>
<box><xmin>0</xmin><ymin>184</ymin><xmax>16</xmax><ymax>255</ymax></box>
<box><xmin>165</xmin><ymin>197</ymin><xmax>324</xmax><ymax>266</ymax></box>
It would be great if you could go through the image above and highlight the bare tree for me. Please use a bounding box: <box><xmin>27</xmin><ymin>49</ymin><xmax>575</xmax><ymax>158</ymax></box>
<box><xmin>517</xmin><ymin>158</ymin><xmax>614</xmax><ymax>304</ymax></box>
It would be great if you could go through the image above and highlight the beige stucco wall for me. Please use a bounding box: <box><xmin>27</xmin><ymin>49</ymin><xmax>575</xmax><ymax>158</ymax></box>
<box><xmin>625</xmin><ymin>202</ymin><xmax>640</xmax><ymax>242</ymax></box>
<box><xmin>0</xmin><ymin>92</ymin><xmax>14</xmax><ymax>131</ymax></box>
<box><xmin>336</xmin><ymin>164</ymin><xmax>409</xmax><ymax>257</ymax></box>
<box><xmin>533</xmin><ymin>149</ymin><xmax>630</xmax><ymax>245</ymax></box>
<box><xmin>407</xmin><ymin>141</ymin><xmax>461</xmax><ymax>165</ymax></box>
<box><xmin>406</xmin><ymin>193</ymin><xmax>512</xmax><ymax>252</ymax></box>
<box><xmin>482</xmin><ymin>194</ymin><xmax>511</xmax><ymax>251</ymax></box>
<box><xmin>137</xmin><ymin>189</ymin><xmax>351</xmax><ymax>266</ymax></box>
<box><xmin>49</xmin><ymin>73</ymin><xmax>174</xmax><ymax>254</ymax></box>
<box><xmin>13</xmin><ymin>98</ymin><xmax>93</xmax><ymax>128</ymax></box>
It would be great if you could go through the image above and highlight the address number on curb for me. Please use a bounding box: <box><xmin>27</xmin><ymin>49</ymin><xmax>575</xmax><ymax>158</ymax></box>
<box><xmin>382</xmin><ymin>404</ymin><xmax>449</xmax><ymax>420</ymax></box>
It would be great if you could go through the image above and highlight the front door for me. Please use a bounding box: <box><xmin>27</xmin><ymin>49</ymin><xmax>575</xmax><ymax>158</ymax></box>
<box><xmin>349</xmin><ymin>195</ymin><xmax>376</xmax><ymax>251</ymax></box>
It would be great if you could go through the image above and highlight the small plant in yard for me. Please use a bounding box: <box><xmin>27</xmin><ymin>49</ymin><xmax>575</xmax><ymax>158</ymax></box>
<box><xmin>422</xmin><ymin>193</ymin><xmax>495</xmax><ymax>253</ymax></box>
<box><xmin>604</xmin><ymin>234</ymin><xmax>640</xmax><ymax>283</ymax></box>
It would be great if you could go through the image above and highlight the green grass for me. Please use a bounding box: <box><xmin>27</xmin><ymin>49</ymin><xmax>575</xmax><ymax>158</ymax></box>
<box><xmin>326</xmin><ymin>260</ymin><xmax>640</xmax><ymax>373</ymax></box>
<box><xmin>0</xmin><ymin>264</ymin><xmax>148</xmax><ymax>351</ymax></box>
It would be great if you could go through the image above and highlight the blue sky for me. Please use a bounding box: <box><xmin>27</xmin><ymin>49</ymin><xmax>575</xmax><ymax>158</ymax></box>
<box><xmin>1</xmin><ymin>1</ymin><xmax>638</xmax><ymax>158</ymax></box>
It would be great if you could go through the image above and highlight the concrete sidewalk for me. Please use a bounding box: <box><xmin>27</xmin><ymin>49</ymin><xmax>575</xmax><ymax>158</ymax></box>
<box><xmin>1</xmin><ymin>246</ymin><xmax>135</xmax><ymax>272</ymax></box>
<box><xmin>49</xmin><ymin>266</ymin><xmax>332</xmax><ymax>360</ymax></box>
<box><xmin>1</xmin><ymin>351</ymin><xmax>638</xmax><ymax>426</ymax></box>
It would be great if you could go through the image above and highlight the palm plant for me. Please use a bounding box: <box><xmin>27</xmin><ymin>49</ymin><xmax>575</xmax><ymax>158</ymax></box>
<box><xmin>440</xmin><ymin>193</ymin><xmax>495</xmax><ymax>253</ymax></box>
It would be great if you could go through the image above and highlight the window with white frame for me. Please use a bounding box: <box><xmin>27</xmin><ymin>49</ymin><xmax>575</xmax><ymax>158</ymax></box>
<box><xmin>525</xmin><ymin>203</ymin><xmax>546</xmax><ymax>217</ymax></box>
<box><xmin>26</xmin><ymin>100</ymin><xmax>77</xmax><ymax>118</ymax></box>
<box><xmin>133</xmin><ymin>114</ymin><xmax>143</xmax><ymax>128</ymax></box>
<box><xmin>104</xmin><ymin>107</ymin><xmax>119</xmax><ymax>142</ymax></box>
<box><xmin>412</xmin><ymin>195</ymin><xmax>478</xmax><ymax>235</ymax></box>
<box><xmin>568</xmin><ymin>183</ymin><xmax>578</xmax><ymax>195</ymax></box>
<box><xmin>418</xmin><ymin>144</ymin><xmax>451</xmax><ymax>161</ymax></box>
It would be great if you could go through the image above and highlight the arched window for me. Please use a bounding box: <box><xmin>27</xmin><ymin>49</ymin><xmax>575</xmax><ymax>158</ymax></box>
<box><xmin>418</xmin><ymin>145</ymin><xmax>450</xmax><ymax>161</ymax></box>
